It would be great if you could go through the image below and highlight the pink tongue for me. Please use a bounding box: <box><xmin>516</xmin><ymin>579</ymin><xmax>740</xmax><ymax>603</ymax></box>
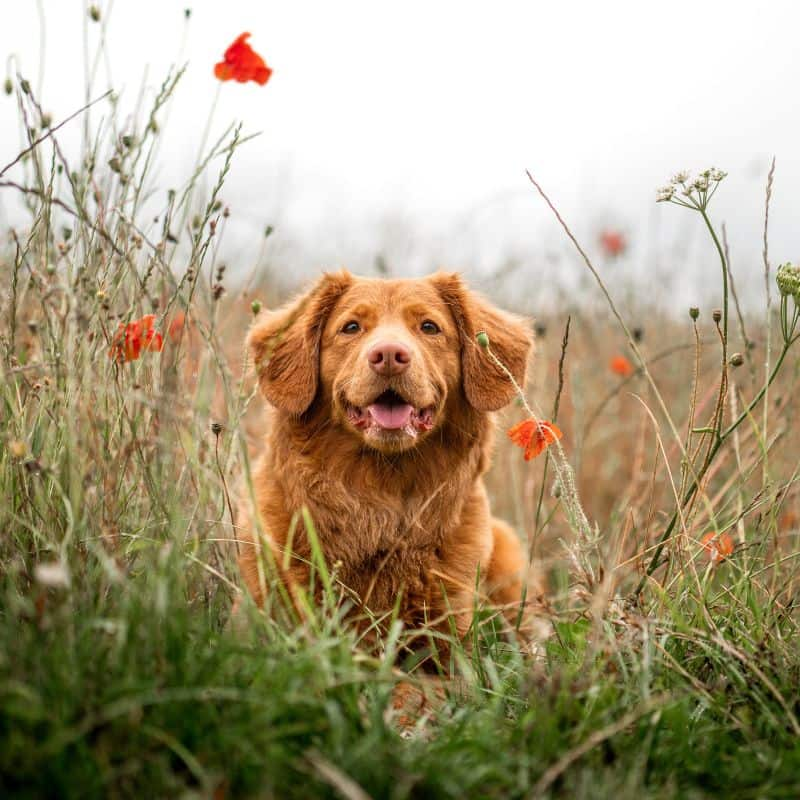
<box><xmin>367</xmin><ymin>402</ymin><xmax>414</xmax><ymax>430</ymax></box>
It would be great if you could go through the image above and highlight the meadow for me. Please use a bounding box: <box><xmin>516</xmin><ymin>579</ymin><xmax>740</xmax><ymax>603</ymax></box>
<box><xmin>2</xmin><ymin>18</ymin><xmax>800</xmax><ymax>800</ymax></box>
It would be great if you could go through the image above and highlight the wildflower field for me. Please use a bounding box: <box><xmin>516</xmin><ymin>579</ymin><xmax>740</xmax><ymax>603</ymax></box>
<box><xmin>2</xmin><ymin>9</ymin><xmax>800</xmax><ymax>800</ymax></box>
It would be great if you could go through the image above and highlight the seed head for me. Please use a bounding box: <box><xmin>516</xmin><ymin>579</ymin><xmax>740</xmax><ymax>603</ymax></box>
<box><xmin>730</xmin><ymin>353</ymin><xmax>744</xmax><ymax>367</ymax></box>
<box><xmin>8</xmin><ymin>440</ymin><xmax>26</xmax><ymax>459</ymax></box>
<box><xmin>712</xmin><ymin>308</ymin><xmax>722</xmax><ymax>324</ymax></box>
<box><xmin>476</xmin><ymin>331</ymin><xmax>490</xmax><ymax>349</ymax></box>
<box><xmin>689</xmin><ymin>307</ymin><xmax>700</xmax><ymax>321</ymax></box>
<box><xmin>211</xmin><ymin>422</ymin><xmax>223</xmax><ymax>436</ymax></box>
<box><xmin>776</xmin><ymin>263</ymin><xmax>800</xmax><ymax>298</ymax></box>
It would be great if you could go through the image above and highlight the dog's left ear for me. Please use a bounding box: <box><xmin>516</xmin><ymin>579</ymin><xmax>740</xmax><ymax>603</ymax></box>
<box><xmin>430</xmin><ymin>272</ymin><xmax>533</xmax><ymax>412</ymax></box>
<box><xmin>248</xmin><ymin>270</ymin><xmax>353</xmax><ymax>414</ymax></box>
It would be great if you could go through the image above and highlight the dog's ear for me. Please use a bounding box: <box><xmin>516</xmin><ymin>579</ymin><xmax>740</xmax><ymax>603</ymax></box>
<box><xmin>430</xmin><ymin>272</ymin><xmax>532</xmax><ymax>412</ymax></box>
<box><xmin>248</xmin><ymin>271</ymin><xmax>353</xmax><ymax>414</ymax></box>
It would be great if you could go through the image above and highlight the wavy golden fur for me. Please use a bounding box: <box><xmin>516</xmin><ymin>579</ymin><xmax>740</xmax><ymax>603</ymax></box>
<box><xmin>236</xmin><ymin>271</ymin><xmax>536</xmax><ymax>650</ymax></box>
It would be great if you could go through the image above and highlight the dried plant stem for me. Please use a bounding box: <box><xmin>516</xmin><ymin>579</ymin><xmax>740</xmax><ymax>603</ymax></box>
<box><xmin>762</xmin><ymin>158</ymin><xmax>776</xmax><ymax>484</ymax></box>
<box><xmin>533</xmin><ymin>315</ymin><xmax>570</xmax><ymax>543</ymax></box>
<box><xmin>526</xmin><ymin>171</ymin><xmax>688</xmax><ymax>464</ymax></box>
<box><xmin>635</xmin><ymin>337</ymin><xmax>796</xmax><ymax>595</ymax></box>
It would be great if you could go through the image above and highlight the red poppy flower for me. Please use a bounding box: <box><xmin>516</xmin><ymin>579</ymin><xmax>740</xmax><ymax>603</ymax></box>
<box><xmin>109</xmin><ymin>314</ymin><xmax>164</xmax><ymax>363</ymax></box>
<box><xmin>214</xmin><ymin>33</ymin><xmax>272</xmax><ymax>85</ymax></box>
<box><xmin>600</xmin><ymin>230</ymin><xmax>626</xmax><ymax>258</ymax></box>
<box><xmin>610</xmin><ymin>355</ymin><xmax>634</xmax><ymax>377</ymax></box>
<box><xmin>508</xmin><ymin>418</ymin><xmax>563</xmax><ymax>461</ymax></box>
<box><xmin>168</xmin><ymin>311</ymin><xmax>186</xmax><ymax>342</ymax></box>
<box><xmin>700</xmin><ymin>531</ymin><xmax>734</xmax><ymax>565</ymax></box>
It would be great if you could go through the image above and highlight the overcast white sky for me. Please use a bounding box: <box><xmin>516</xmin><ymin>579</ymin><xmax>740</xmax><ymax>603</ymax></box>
<box><xmin>3</xmin><ymin>1</ymin><xmax>800</xmax><ymax>308</ymax></box>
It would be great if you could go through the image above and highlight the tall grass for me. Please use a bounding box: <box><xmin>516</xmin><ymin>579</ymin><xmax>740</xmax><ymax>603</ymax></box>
<box><xmin>2</xmin><ymin>12</ymin><xmax>800</xmax><ymax>799</ymax></box>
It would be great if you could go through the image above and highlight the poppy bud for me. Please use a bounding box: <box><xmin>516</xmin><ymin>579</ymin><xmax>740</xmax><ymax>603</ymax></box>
<box><xmin>211</xmin><ymin>422</ymin><xmax>223</xmax><ymax>436</ymax></box>
<box><xmin>476</xmin><ymin>331</ymin><xmax>490</xmax><ymax>349</ymax></box>
<box><xmin>184</xmin><ymin>8</ymin><xmax>192</xmax><ymax>19</ymax></box>
<box><xmin>264</xmin><ymin>225</ymin><xmax>274</xmax><ymax>238</ymax></box>
<box><xmin>20</xmin><ymin>79</ymin><xmax>31</xmax><ymax>95</ymax></box>
<box><xmin>89</xmin><ymin>5</ymin><xmax>100</xmax><ymax>21</ymax></box>
<box><xmin>730</xmin><ymin>353</ymin><xmax>744</xmax><ymax>367</ymax></box>
<box><xmin>712</xmin><ymin>309</ymin><xmax>722</xmax><ymax>323</ymax></box>
<box><xmin>632</xmin><ymin>326</ymin><xmax>644</xmax><ymax>343</ymax></box>
<box><xmin>121</xmin><ymin>134</ymin><xmax>134</xmax><ymax>148</ymax></box>
<box><xmin>251</xmin><ymin>300</ymin><xmax>262</xmax><ymax>315</ymax></box>
<box><xmin>4</xmin><ymin>78</ymin><xmax>13</xmax><ymax>95</ymax></box>
<box><xmin>689</xmin><ymin>307</ymin><xmax>700</xmax><ymax>321</ymax></box>
<box><xmin>40</xmin><ymin>112</ymin><xmax>52</xmax><ymax>128</ymax></box>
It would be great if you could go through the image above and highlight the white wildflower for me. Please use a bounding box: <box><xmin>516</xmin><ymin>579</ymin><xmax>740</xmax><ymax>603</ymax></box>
<box><xmin>656</xmin><ymin>186</ymin><xmax>675</xmax><ymax>202</ymax></box>
<box><xmin>671</xmin><ymin>170</ymin><xmax>690</xmax><ymax>185</ymax></box>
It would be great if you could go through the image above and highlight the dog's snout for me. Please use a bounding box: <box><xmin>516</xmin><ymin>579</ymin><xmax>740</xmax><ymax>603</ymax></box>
<box><xmin>367</xmin><ymin>341</ymin><xmax>411</xmax><ymax>376</ymax></box>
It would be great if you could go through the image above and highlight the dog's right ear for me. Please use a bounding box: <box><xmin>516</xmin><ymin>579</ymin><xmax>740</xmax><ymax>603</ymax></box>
<box><xmin>248</xmin><ymin>271</ymin><xmax>353</xmax><ymax>414</ymax></box>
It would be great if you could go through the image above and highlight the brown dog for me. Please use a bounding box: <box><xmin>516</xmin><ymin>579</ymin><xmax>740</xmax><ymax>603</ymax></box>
<box><xmin>236</xmin><ymin>270</ymin><xmax>534</xmax><ymax>652</ymax></box>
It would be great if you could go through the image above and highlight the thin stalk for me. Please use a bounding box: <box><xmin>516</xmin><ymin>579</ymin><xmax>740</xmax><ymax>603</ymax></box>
<box><xmin>634</xmin><ymin>337</ymin><xmax>796</xmax><ymax>596</ymax></box>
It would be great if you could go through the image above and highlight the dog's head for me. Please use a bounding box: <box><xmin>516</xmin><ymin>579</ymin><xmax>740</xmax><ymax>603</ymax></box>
<box><xmin>248</xmin><ymin>271</ymin><xmax>532</xmax><ymax>453</ymax></box>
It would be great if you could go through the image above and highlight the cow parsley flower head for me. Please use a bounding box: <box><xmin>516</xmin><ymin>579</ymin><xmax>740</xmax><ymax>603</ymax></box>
<box><xmin>656</xmin><ymin>167</ymin><xmax>727</xmax><ymax>210</ymax></box>
<box><xmin>656</xmin><ymin>185</ymin><xmax>675</xmax><ymax>202</ymax></box>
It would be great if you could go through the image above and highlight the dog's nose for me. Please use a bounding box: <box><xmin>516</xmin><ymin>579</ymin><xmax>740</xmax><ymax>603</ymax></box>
<box><xmin>367</xmin><ymin>341</ymin><xmax>411</xmax><ymax>376</ymax></box>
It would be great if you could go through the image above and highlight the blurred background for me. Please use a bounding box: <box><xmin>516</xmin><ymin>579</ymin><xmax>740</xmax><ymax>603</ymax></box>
<box><xmin>2</xmin><ymin>1</ymin><xmax>800</xmax><ymax>311</ymax></box>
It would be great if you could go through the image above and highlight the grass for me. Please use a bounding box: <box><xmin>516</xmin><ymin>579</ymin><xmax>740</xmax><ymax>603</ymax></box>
<box><xmin>3</xmin><ymin>13</ymin><xmax>800</xmax><ymax>799</ymax></box>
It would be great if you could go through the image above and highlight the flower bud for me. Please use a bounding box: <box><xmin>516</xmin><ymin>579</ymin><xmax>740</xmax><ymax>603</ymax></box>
<box><xmin>712</xmin><ymin>309</ymin><xmax>722</xmax><ymax>323</ymax></box>
<box><xmin>211</xmin><ymin>422</ymin><xmax>223</xmax><ymax>436</ymax></box>
<box><xmin>89</xmin><ymin>5</ymin><xmax>101</xmax><ymax>21</ymax></box>
<box><xmin>776</xmin><ymin>263</ymin><xmax>800</xmax><ymax>297</ymax></box>
<box><xmin>476</xmin><ymin>331</ymin><xmax>490</xmax><ymax>349</ymax></box>
<box><xmin>689</xmin><ymin>307</ymin><xmax>700</xmax><ymax>321</ymax></box>
<box><xmin>251</xmin><ymin>300</ymin><xmax>262</xmax><ymax>315</ymax></box>
<box><xmin>729</xmin><ymin>353</ymin><xmax>744</xmax><ymax>367</ymax></box>
<box><xmin>20</xmin><ymin>79</ymin><xmax>31</xmax><ymax>96</ymax></box>
<box><xmin>4</xmin><ymin>78</ymin><xmax>13</xmax><ymax>96</ymax></box>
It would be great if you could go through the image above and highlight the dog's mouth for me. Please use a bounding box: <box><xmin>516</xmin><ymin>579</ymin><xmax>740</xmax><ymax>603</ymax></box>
<box><xmin>345</xmin><ymin>389</ymin><xmax>434</xmax><ymax>438</ymax></box>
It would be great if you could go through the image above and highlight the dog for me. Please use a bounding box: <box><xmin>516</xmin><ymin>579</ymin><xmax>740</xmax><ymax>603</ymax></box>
<box><xmin>236</xmin><ymin>270</ymin><xmax>535</xmax><ymax>655</ymax></box>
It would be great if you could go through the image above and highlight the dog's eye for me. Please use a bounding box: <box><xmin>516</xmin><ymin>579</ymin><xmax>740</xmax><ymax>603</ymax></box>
<box><xmin>341</xmin><ymin>320</ymin><xmax>361</xmax><ymax>334</ymax></box>
<box><xmin>420</xmin><ymin>320</ymin><xmax>440</xmax><ymax>335</ymax></box>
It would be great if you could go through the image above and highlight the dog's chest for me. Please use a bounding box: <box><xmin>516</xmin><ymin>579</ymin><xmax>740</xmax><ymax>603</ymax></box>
<box><xmin>305</xmin><ymin>487</ymin><xmax>458</xmax><ymax>566</ymax></box>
